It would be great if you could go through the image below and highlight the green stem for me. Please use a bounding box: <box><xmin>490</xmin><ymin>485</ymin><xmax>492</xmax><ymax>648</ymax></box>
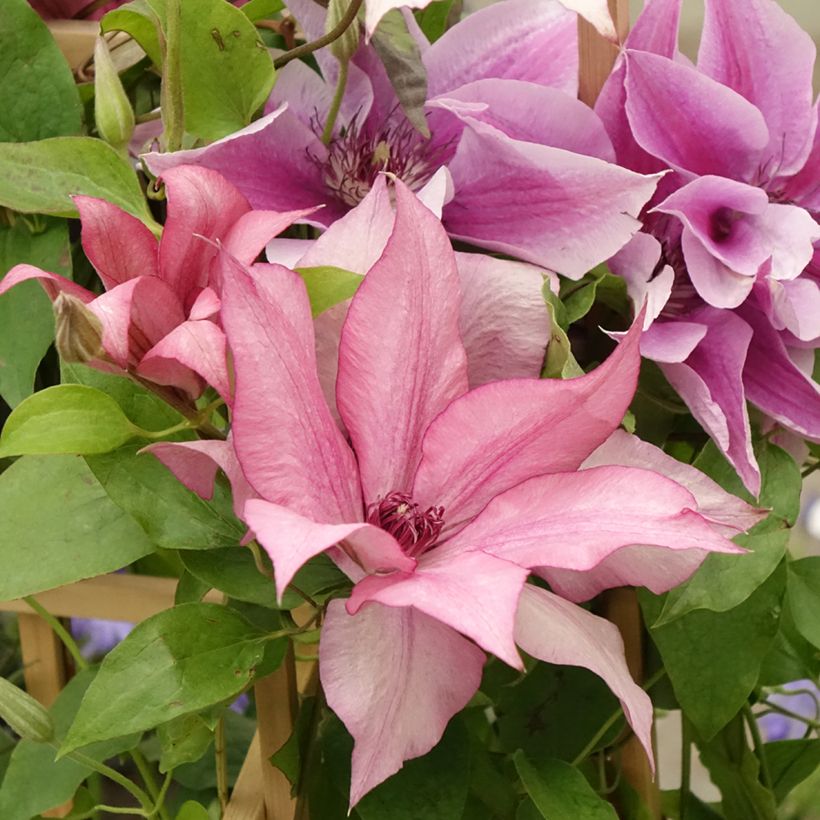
<box><xmin>131</xmin><ymin>747</ymin><xmax>171</xmax><ymax>820</ymax></box>
<box><xmin>321</xmin><ymin>59</ymin><xmax>349</xmax><ymax>145</ymax></box>
<box><xmin>68</xmin><ymin>749</ymin><xmax>153</xmax><ymax>813</ymax></box>
<box><xmin>70</xmin><ymin>804</ymin><xmax>149</xmax><ymax>819</ymax></box>
<box><xmin>680</xmin><ymin>714</ymin><xmax>692</xmax><ymax>820</ymax></box>
<box><xmin>23</xmin><ymin>596</ymin><xmax>87</xmax><ymax>671</ymax></box>
<box><xmin>802</xmin><ymin>461</ymin><xmax>820</xmax><ymax>478</ymax></box>
<box><xmin>162</xmin><ymin>0</ymin><xmax>184</xmax><ymax>152</ymax></box>
<box><xmin>759</xmin><ymin>700</ymin><xmax>820</xmax><ymax>730</ymax></box>
<box><xmin>743</xmin><ymin>703</ymin><xmax>773</xmax><ymax>791</ymax></box>
<box><xmin>149</xmin><ymin>770</ymin><xmax>174</xmax><ymax>819</ymax></box>
<box><xmin>215</xmin><ymin>715</ymin><xmax>229</xmax><ymax>815</ymax></box>
<box><xmin>273</xmin><ymin>0</ymin><xmax>364</xmax><ymax>69</ymax></box>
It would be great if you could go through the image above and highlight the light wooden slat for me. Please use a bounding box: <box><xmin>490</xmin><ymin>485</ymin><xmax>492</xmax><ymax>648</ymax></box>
<box><xmin>224</xmin><ymin>733</ymin><xmax>267</xmax><ymax>820</ymax></box>
<box><xmin>46</xmin><ymin>20</ymin><xmax>98</xmax><ymax>71</ymax></box>
<box><xmin>0</xmin><ymin>574</ymin><xmax>222</xmax><ymax>622</ymax></box>
<box><xmin>578</xmin><ymin>0</ymin><xmax>629</xmax><ymax>106</ymax></box>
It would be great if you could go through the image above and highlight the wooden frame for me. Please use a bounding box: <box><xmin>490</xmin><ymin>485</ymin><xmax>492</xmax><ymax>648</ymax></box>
<box><xmin>9</xmin><ymin>4</ymin><xmax>651</xmax><ymax>818</ymax></box>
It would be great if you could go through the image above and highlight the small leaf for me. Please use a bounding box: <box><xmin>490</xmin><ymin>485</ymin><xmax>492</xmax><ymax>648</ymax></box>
<box><xmin>0</xmin><ymin>385</ymin><xmax>139</xmax><ymax>457</ymax></box>
<box><xmin>102</xmin><ymin>1</ymin><xmax>163</xmax><ymax>66</ymax></box>
<box><xmin>158</xmin><ymin>712</ymin><xmax>217</xmax><ymax>772</ymax></box>
<box><xmin>371</xmin><ymin>10</ymin><xmax>430</xmax><ymax>137</ymax></box>
<box><xmin>541</xmin><ymin>286</ymin><xmax>583</xmax><ymax>379</ymax></box>
<box><xmin>0</xmin><ymin>138</ymin><xmax>156</xmax><ymax>228</ymax></box>
<box><xmin>786</xmin><ymin>557</ymin><xmax>820</xmax><ymax>648</ymax></box>
<box><xmin>270</xmin><ymin>695</ymin><xmax>318</xmax><ymax>791</ymax></box>
<box><xmin>62</xmin><ymin>603</ymin><xmax>267</xmax><ymax>753</ymax></box>
<box><xmin>765</xmin><ymin>739</ymin><xmax>820</xmax><ymax>804</ymax></box>
<box><xmin>240</xmin><ymin>0</ymin><xmax>285</xmax><ymax>22</ymax></box>
<box><xmin>415</xmin><ymin>0</ymin><xmax>457</xmax><ymax>42</ymax></box>
<box><xmin>296</xmin><ymin>265</ymin><xmax>364</xmax><ymax>316</ymax></box>
<box><xmin>559</xmin><ymin>266</ymin><xmax>606</xmax><ymax>325</ymax></box>
<box><xmin>513</xmin><ymin>752</ymin><xmax>617</xmax><ymax>820</ymax></box>
<box><xmin>175</xmin><ymin>801</ymin><xmax>212</xmax><ymax>820</ymax></box>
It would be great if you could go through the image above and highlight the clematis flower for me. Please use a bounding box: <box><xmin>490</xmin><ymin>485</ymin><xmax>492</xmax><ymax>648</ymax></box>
<box><xmin>0</xmin><ymin>165</ymin><xmax>309</xmax><ymax>402</ymax></box>
<box><xmin>597</xmin><ymin>0</ymin><xmax>820</xmax><ymax>494</ymax></box>
<box><xmin>144</xmin><ymin>0</ymin><xmax>661</xmax><ymax>278</ymax></box>
<box><xmin>187</xmin><ymin>180</ymin><xmax>751</xmax><ymax>806</ymax></box>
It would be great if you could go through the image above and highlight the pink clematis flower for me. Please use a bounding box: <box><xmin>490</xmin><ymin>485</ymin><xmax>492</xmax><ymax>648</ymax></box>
<box><xmin>144</xmin><ymin>0</ymin><xmax>661</xmax><ymax>278</ymax></box>
<box><xmin>597</xmin><ymin>0</ymin><xmax>820</xmax><ymax>494</ymax></box>
<box><xmin>191</xmin><ymin>180</ymin><xmax>752</xmax><ymax>806</ymax></box>
<box><xmin>0</xmin><ymin>165</ymin><xmax>310</xmax><ymax>402</ymax></box>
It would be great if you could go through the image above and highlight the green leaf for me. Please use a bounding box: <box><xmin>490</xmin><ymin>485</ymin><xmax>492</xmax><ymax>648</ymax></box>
<box><xmin>102</xmin><ymin>1</ymin><xmax>163</xmax><ymax>66</ymax></box>
<box><xmin>179</xmin><ymin>0</ymin><xmax>276</xmax><ymax>142</ymax></box>
<box><xmin>0</xmin><ymin>0</ymin><xmax>82</xmax><ymax>141</ymax></box>
<box><xmin>175</xmin><ymin>802</ymin><xmax>213</xmax><ymax>820</ymax></box>
<box><xmin>0</xmin><ymin>138</ymin><xmax>156</xmax><ymax>227</ymax></box>
<box><xmin>541</xmin><ymin>286</ymin><xmax>583</xmax><ymax>379</ymax></box>
<box><xmin>240</xmin><ymin>0</ymin><xmax>285</xmax><ymax>21</ymax></box>
<box><xmin>270</xmin><ymin>694</ymin><xmax>317</xmax><ymax>791</ymax></box>
<box><xmin>0</xmin><ymin>455</ymin><xmax>154</xmax><ymax>600</ymax></box>
<box><xmin>297</xmin><ymin>266</ymin><xmax>364</xmax><ymax>316</ymax></box>
<box><xmin>0</xmin><ymin>385</ymin><xmax>139</xmax><ymax>457</ymax></box>
<box><xmin>371</xmin><ymin>10</ymin><xmax>430</xmax><ymax>138</ymax></box>
<box><xmin>559</xmin><ymin>266</ymin><xmax>607</xmax><ymax>326</ymax></box>
<box><xmin>765</xmin><ymin>739</ymin><xmax>820</xmax><ymax>804</ymax></box>
<box><xmin>62</xmin><ymin>603</ymin><xmax>267</xmax><ymax>753</ymax></box>
<box><xmin>0</xmin><ymin>218</ymin><xmax>71</xmax><ymax>408</ymax></box>
<box><xmin>158</xmin><ymin>712</ymin><xmax>217</xmax><ymax>772</ymax></box>
<box><xmin>786</xmin><ymin>557</ymin><xmax>820</xmax><ymax>648</ymax></box>
<box><xmin>0</xmin><ymin>669</ymin><xmax>139</xmax><ymax>820</ymax></box>
<box><xmin>86</xmin><ymin>444</ymin><xmax>244</xmax><ymax>550</ymax></box>
<box><xmin>181</xmin><ymin>547</ymin><xmax>278</xmax><ymax>606</ymax></box>
<box><xmin>513</xmin><ymin>752</ymin><xmax>618</xmax><ymax>820</ymax></box>
<box><xmin>415</xmin><ymin>0</ymin><xmax>456</xmax><ymax>42</ymax></box>
<box><xmin>696</xmin><ymin>713</ymin><xmax>777</xmax><ymax>820</ymax></box>
<box><xmin>641</xmin><ymin>565</ymin><xmax>785</xmax><ymax>740</ymax></box>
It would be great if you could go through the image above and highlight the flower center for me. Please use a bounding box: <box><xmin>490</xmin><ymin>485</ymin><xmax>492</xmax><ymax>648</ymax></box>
<box><xmin>317</xmin><ymin>115</ymin><xmax>450</xmax><ymax>207</ymax></box>
<box><xmin>366</xmin><ymin>492</ymin><xmax>444</xmax><ymax>558</ymax></box>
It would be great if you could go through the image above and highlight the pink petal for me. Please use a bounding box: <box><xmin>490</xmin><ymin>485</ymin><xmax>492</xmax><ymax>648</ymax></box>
<box><xmin>425</xmin><ymin>0</ymin><xmax>578</xmax><ymax>98</ymax></box>
<box><xmin>220</xmin><ymin>256</ymin><xmax>362</xmax><ymax>523</ymax></box>
<box><xmin>0</xmin><ymin>264</ymin><xmax>95</xmax><ymax>303</ymax></box>
<box><xmin>336</xmin><ymin>180</ymin><xmax>468</xmax><ymax>500</ymax></box>
<box><xmin>142</xmin><ymin>437</ymin><xmax>254</xmax><ymax>520</ymax></box>
<box><xmin>89</xmin><ymin>277</ymin><xmax>186</xmax><ymax>369</ymax></box>
<box><xmin>347</xmin><ymin>549</ymin><xmax>527</xmax><ymax>669</ymax></box>
<box><xmin>639</xmin><ymin>321</ymin><xmax>708</xmax><ymax>364</ymax></box>
<box><xmin>455</xmin><ymin>252</ymin><xmax>550</xmax><ymax>387</ymax></box>
<box><xmin>661</xmin><ymin>308</ymin><xmax>760</xmax><ymax>494</ymax></box>
<box><xmin>739</xmin><ymin>304</ymin><xmax>820</xmax><ymax>442</ymax></box>
<box><xmin>445</xmin><ymin>465</ymin><xmax>740</xmax><ymax>570</ymax></box>
<box><xmin>74</xmin><ymin>196</ymin><xmax>159</xmax><ymax>290</ymax></box>
<box><xmin>754</xmin><ymin>204</ymin><xmax>820</xmax><ymax>282</ymax></box>
<box><xmin>430</xmin><ymin>79</ymin><xmax>615</xmax><ymax>162</ymax></box>
<box><xmin>582</xmin><ymin>429</ymin><xmax>764</xmax><ymax>536</ymax></box>
<box><xmin>412</xmin><ymin>315</ymin><xmax>642</xmax><ymax>534</ymax></box>
<box><xmin>765</xmin><ymin>277</ymin><xmax>820</xmax><ymax>342</ymax></box>
<box><xmin>557</xmin><ymin>0</ymin><xmax>617</xmax><ymax>40</ymax></box>
<box><xmin>188</xmin><ymin>287</ymin><xmax>221</xmax><ymax>321</ymax></box>
<box><xmin>137</xmin><ymin>319</ymin><xmax>230</xmax><ymax>401</ymax></box>
<box><xmin>143</xmin><ymin>110</ymin><xmax>343</xmax><ymax>226</ymax></box>
<box><xmin>244</xmin><ymin>499</ymin><xmax>414</xmax><ymax>601</ymax></box>
<box><xmin>624</xmin><ymin>50</ymin><xmax>769</xmax><ymax>181</ymax></box>
<box><xmin>515</xmin><ymin>584</ymin><xmax>654</xmax><ymax>764</ymax></box>
<box><xmin>698</xmin><ymin>0</ymin><xmax>817</xmax><ymax>177</ymax></box>
<box><xmin>223</xmin><ymin>207</ymin><xmax>319</xmax><ymax>268</ymax></box>
<box><xmin>320</xmin><ymin>599</ymin><xmax>485</xmax><ymax>807</ymax></box>
<box><xmin>783</xmin><ymin>105</ymin><xmax>820</xmax><ymax>212</ymax></box>
<box><xmin>158</xmin><ymin>166</ymin><xmax>251</xmax><ymax>303</ymax></box>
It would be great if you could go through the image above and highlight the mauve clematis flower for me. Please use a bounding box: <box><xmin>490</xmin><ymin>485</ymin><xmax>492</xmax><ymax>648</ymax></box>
<box><xmin>144</xmin><ymin>0</ymin><xmax>661</xmax><ymax>278</ymax></box>
<box><xmin>0</xmin><ymin>165</ymin><xmax>309</xmax><ymax>402</ymax></box>
<box><xmin>597</xmin><ymin>0</ymin><xmax>820</xmax><ymax>494</ymax></box>
<box><xmin>176</xmin><ymin>180</ymin><xmax>751</xmax><ymax>805</ymax></box>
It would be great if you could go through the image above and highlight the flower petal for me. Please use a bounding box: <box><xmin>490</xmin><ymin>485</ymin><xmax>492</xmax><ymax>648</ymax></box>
<box><xmin>515</xmin><ymin>584</ymin><xmax>653</xmax><ymax>764</ymax></box>
<box><xmin>624</xmin><ymin>50</ymin><xmax>769</xmax><ymax>181</ymax></box>
<box><xmin>698</xmin><ymin>0</ymin><xmax>816</xmax><ymax>177</ymax></box>
<box><xmin>223</xmin><ymin>207</ymin><xmax>319</xmax><ymax>269</ymax></box>
<box><xmin>442</xmin><ymin>118</ymin><xmax>660</xmax><ymax>278</ymax></box>
<box><xmin>244</xmin><ymin>499</ymin><xmax>415</xmax><ymax>601</ymax></box>
<box><xmin>74</xmin><ymin>196</ymin><xmax>159</xmax><ymax>290</ymax></box>
<box><xmin>336</xmin><ymin>180</ymin><xmax>468</xmax><ymax>500</ymax></box>
<box><xmin>445</xmin><ymin>465</ymin><xmax>740</xmax><ymax>570</ymax></box>
<box><xmin>347</xmin><ymin>549</ymin><xmax>527</xmax><ymax>669</ymax></box>
<box><xmin>639</xmin><ymin>321</ymin><xmax>707</xmax><ymax>364</ymax></box>
<box><xmin>764</xmin><ymin>277</ymin><xmax>820</xmax><ymax>342</ymax></box>
<box><xmin>412</xmin><ymin>315</ymin><xmax>642</xmax><ymax>533</ymax></box>
<box><xmin>320</xmin><ymin>599</ymin><xmax>485</xmax><ymax>807</ymax></box>
<box><xmin>0</xmin><ymin>264</ymin><xmax>94</xmax><ymax>303</ymax></box>
<box><xmin>220</xmin><ymin>255</ymin><xmax>362</xmax><ymax>522</ymax></box>
<box><xmin>425</xmin><ymin>0</ymin><xmax>578</xmax><ymax>98</ymax></box>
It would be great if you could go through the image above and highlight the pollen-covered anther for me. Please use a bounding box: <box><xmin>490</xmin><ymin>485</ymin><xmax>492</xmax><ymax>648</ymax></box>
<box><xmin>366</xmin><ymin>491</ymin><xmax>445</xmax><ymax>559</ymax></box>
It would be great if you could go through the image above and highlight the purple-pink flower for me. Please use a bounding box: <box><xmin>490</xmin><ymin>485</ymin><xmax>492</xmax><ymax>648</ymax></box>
<box><xmin>597</xmin><ymin>0</ymin><xmax>820</xmax><ymax>493</ymax></box>
<box><xmin>148</xmin><ymin>180</ymin><xmax>761</xmax><ymax>806</ymax></box>
<box><xmin>144</xmin><ymin>0</ymin><xmax>661</xmax><ymax>279</ymax></box>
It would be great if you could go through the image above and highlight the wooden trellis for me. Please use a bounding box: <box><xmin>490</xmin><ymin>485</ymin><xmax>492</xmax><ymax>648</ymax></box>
<box><xmin>2</xmin><ymin>3</ymin><xmax>655</xmax><ymax>818</ymax></box>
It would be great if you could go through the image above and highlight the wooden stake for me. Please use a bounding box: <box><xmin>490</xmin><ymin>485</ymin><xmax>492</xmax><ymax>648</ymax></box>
<box><xmin>578</xmin><ymin>0</ymin><xmax>629</xmax><ymax>106</ymax></box>
<box><xmin>224</xmin><ymin>733</ymin><xmax>267</xmax><ymax>820</ymax></box>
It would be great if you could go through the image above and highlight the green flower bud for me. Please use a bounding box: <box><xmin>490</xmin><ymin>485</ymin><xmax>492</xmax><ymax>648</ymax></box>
<box><xmin>94</xmin><ymin>37</ymin><xmax>135</xmax><ymax>151</ymax></box>
<box><xmin>0</xmin><ymin>677</ymin><xmax>54</xmax><ymax>743</ymax></box>
<box><xmin>54</xmin><ymin>292</ymin><xmax>105</xmax><ymax>364</ymax></box>
<box><xmin>325</xmin><ymin>0</ymin><xmax>360</xmax><ymax>64</ymax></box>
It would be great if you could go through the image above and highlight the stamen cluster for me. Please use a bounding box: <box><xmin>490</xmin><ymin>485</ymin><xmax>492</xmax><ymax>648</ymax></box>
<box><xmin>366</xmin><ymin>491</ymin><xmax>445</xmax><ymax>558</ymax></box>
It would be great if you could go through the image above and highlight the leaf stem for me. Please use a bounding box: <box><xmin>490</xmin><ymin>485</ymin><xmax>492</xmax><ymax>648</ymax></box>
<box><xmin>321</xmin><ymin>59</ymin><xmax>349</xmax><ymax>144</ymax></box>
<box><xmin>273</xmin><ymin>0</ymin><xmax>364</xmax><ymax>69</ymax></box>
<box><xmin>161</xmin><ymin>0</ymin><xmax>184</xmax><ymax>152</ymax></box>
<box><xmin>742</xmin><ymin>703</ymin><xmax>773</xmax><ymax>791</ymax></box>
<box><xmin>131</xmin><ymin>747</ymin><xmax>171</xmax><ymax>820</ymax></box>
<box><xmin>23</xmin><ymin>596</ymin><xmax>87</xmax><ymax>671</ymax></box>
<box><xmin>215</xmin><ymin>714</ymin><xmax>229</xmax><ymax>815</ymax></box>
<box><xmin>759</xmin><ymin>700</ymin><xmax>820</xmax><ymax>730</ymax></box>
<box><xmin>67</xmin><ymin>748</ymin><xmax>154</xmax><ymax>813</ymax></box>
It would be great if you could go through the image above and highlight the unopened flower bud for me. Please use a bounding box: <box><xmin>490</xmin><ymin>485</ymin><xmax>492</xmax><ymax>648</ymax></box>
<box><xmin>0</xmin><ymin>677</ymin><xmax>54</xmax><ymax>743</ymax></box>
<box><xmin>54</xmin><ymin>292</ymin><xmax>105</xmax><ymax>364</ymax></box>
<box><xmin>325</xmin><ymin>0</ymin><xmax>360</xmax><ymax>64</ymax></box>
<box><xmin>94</xmin><ymin>37</ymin><xmax>135</xmax><ymax>151</ymax></box>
